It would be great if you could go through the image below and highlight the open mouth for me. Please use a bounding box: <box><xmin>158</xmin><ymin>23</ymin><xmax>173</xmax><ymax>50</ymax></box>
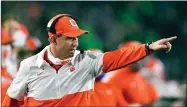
<box><xmin>70</xmin><ymin>49</ymin><xmax>75</xmax><ymax>52</ymax></box>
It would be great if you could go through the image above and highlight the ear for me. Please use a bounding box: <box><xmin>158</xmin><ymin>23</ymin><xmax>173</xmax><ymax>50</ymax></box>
<box><xmin>49</xmin><ymin>37</ymin><xmax>57</xmax><ymax>45</ymax></box>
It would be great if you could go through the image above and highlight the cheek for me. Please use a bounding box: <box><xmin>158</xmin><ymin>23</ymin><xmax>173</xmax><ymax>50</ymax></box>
<box><xmin>56</xmin><ymin>39</ymin><xmax>64</xmax><ymax>47</ymax></box>
<box><xmin>57</xmin><ymin>41</ymin><xmax>70</xmax><ymax>49</ymax></box>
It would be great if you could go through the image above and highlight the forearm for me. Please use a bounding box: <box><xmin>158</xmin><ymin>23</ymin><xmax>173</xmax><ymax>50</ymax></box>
<box><xmin>102</xmin><ymin>44</ymin><xmax>150</xmax><ymax>72</ymax></box>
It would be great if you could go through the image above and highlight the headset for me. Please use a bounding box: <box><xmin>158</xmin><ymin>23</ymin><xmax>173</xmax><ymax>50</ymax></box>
<box><xmin>46</xmin><ymin>14</ymin><xmax>75</xmax><ymax>34</ymax></box>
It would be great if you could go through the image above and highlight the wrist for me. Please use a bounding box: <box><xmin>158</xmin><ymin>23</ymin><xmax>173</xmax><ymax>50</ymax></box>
<box><xmin>145</xmin><ymin>42</ymin><xmax>154</xmax><ymax>53</ymax></box>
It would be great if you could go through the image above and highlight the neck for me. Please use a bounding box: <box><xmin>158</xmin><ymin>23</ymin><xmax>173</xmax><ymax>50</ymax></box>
<box><xmin>50</xmin><ymin>44</ymin><xmax>68</xmax><ymax>60</ymax></box>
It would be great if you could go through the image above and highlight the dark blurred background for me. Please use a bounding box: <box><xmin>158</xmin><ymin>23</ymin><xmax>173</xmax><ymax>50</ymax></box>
<box><xmin>2</xmin><ymin>1</ymin><xmax>187</xmax><ymax>82</ymax></box>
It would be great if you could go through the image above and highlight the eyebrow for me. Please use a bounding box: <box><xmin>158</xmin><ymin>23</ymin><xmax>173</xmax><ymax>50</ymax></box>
<box><xmin>56</xmin><ymin>34</ymin><xmax>63</xmax><ymax>38</ymax></box>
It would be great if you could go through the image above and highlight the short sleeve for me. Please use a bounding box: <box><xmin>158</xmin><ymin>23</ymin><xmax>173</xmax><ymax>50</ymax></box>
<box><xmin>7</xmin><ymin>60</ymin><xmax>28</xmax><ymax>101</ymax></box>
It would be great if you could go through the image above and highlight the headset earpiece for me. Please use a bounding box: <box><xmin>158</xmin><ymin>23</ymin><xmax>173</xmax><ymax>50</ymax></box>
<box><xmin>46</xmin><ymin>14</ymin><xmax>74</xmax><ymax>34</ymax></box>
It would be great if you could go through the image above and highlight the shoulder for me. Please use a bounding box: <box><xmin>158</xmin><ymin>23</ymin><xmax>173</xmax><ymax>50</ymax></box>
<box><xmin>20</xmin><ymin>54</ymin><xmax>38</xmax><ymax>66</ymax></box>
<box><xmin>85</xmin><ymin>50</ymin><xmax>104</xmax><ymax>59</ymax></box>
<box><xmin>71</xmin><ymin>50</ymin><xmax>104</xmax><ymax>64</ymax></box>
<box><xmin>77</xmin><ymin>50</ymin><xmax>104</xmax><ymax>59</ymax></box>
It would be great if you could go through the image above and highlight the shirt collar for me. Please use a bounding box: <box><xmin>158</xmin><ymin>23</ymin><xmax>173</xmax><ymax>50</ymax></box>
<box><xmin>37</xmin><ymin>45</ymin><xmax>80</xmax><ymax>68</ymax></box>
<box><xmin>47</xmin><ymin>47</ymin><xmax>72</xmax><ymax>65</ymax></box>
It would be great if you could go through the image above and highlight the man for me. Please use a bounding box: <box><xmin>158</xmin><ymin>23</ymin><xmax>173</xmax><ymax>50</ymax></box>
<box><xmin>3</xmin><ymin>14</ymin><xmax>177</xmax><ymax>107</ymax></box>
<box><xmin>140</xmin><ymin>55</ymin><xmax>167</xmax><ymax>98</ymax></box>
<box><xmin>2</xmin><ymin>17</ymin><xmax>39</xmax><ymax>50</ymax></box>
<box><xmin>1</xmin><ymin>28</ymin><xmax>15</xmax><ymax>80</ymax></box>
<box><xmin>2</xmin><ymin>17</ymin><xmax>39</xmax><ymax>80</ymax></box>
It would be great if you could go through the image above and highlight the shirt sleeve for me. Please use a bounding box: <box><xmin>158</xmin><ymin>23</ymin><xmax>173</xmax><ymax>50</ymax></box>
<box><xmin>86</xmin><ymin>51</ymin><xmax>104</xmax><ymax>77</ymax></box>
<box><xmin>102</xmin><ymin>44</ymin><xmax>149</xmax><ymax>73</ymax></box>
<box><xmin>7</xmin><ymin>60</ymin><xmax>29</xmax><ymax>101</ymax></box>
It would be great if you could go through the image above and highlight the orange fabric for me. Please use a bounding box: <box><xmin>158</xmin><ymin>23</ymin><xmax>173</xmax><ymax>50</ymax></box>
<box><xmin>19</xmin><ymin>24</ymin><xmax>29</xmax><ymax>37</ymax></box>
<box><xmin>20</xmin><ymin>24</ymin><xmax>38</xmax><ymax>50</ymax></box>
<box><xmin>1</xmin><ymin>28</ymin><xmax>12</xmax><ymax>44</ymax></box>
<box><xmin>23</xmin><ymin>90</ymin><xmax>93</xmax><ymax>106</ymax></box>
<box><xmin>147</xmin><ymin>83</ymin><xmax>159</xmax><ymax>102</ymax></box>
<box><xmin>146</xmin><ymin>58</ymin><xmax>157</xmax><ymax>71</ymax></box>
<box><xmin>26</xmin><ymin>37</ymin><xmax>37</xmax><ymax>50</ymax></box>
<box><xmin>2</xmin><ymin>77</ymin><xmax>12</xmax><ymax>102</ymax></box>
<box><xmin>44</xmin><ymin>50</ymin><xmax>61</xmax><ymax>71</ymax></box>
<box><xmin>3</xmin><ymin>88</ymin><xmax>126</xmax><ymax>107</ymax></box>
<box><xmin>2</xmin><ymin>94</ymin><xmax>22</xmax><ymax>107</ymax></box>
<box><xmin>2</xmin><ymin>67</ymin><xmax>13</xmax><ymax>81</ymax></box>
<box><xmin>21</xmin><ymin>88</ymin><xmax>127</xmax><ymax>107</ymax></box>
<box><xmin>44</xmin><ymin>51</ymin><xmax>70</xmax><ymax>71</ymax></box>
<box><xmin>106</xmin><ymin>67</ymin><xmax>158</xmax><ymax>105</ymax></box>
<box><xmin>2</xmin><ymin>50</ymin><xmax>8</xmax><ymax>59</ymax></box>
<box><xmin>48</xmin><ymin>15</ymin><xmax>88</xmax><ymax>38</ymax></box>
<box><xmin>3</xmin><ymin>90</ymin><xmax>93</xmax><ymax>107</ymax></box>
<box><xmin>103</xmin><ymin>44</ymin><xmax>149</xmax><ymax>72</ymax></box>
<box><xmin>145</xmin><ymin>57</ymin><xmax>165</xmax><ymax>80</ymax></box>
<box><xmin>91</xmin><ymin>82</ymin><xmax>128</xmax><ymax>106</ymax></box>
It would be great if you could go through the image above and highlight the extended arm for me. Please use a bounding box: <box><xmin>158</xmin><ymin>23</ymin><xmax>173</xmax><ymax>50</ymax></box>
<box><xmin>102</xmin><ymin>36</ymin><xmax>177</xmax><ymax>72</ymax></box>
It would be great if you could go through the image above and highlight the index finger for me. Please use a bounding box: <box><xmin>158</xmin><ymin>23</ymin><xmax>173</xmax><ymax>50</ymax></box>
<box><xmin>163</xmin><ymin>36</ymin><xmax>177</xmax><ymax>42</ymax></box>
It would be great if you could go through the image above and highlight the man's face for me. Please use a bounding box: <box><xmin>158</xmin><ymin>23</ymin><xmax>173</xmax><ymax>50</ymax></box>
<box><xmin>54</xmin><ymin>34</ymin><xmax>78</xmax><ymax>58</ymax></box>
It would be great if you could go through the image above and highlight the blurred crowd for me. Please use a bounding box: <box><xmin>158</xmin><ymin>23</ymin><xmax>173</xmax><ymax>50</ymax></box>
<box><xmin>1</xmin><ymin>1</ymin><xmax>186</xmax><ymax>107</ymax></box>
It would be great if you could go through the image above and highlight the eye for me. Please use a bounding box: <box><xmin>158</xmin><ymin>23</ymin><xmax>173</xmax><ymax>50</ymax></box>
<box><xmin>56</xmin><ymin>35</ymin><xmax>62</xmax><ymax>38</ymax></box>
<box><xmin>67</xmin><ymin>37</ymin><xmax>76</xmax><ymax>41</ymax></box>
